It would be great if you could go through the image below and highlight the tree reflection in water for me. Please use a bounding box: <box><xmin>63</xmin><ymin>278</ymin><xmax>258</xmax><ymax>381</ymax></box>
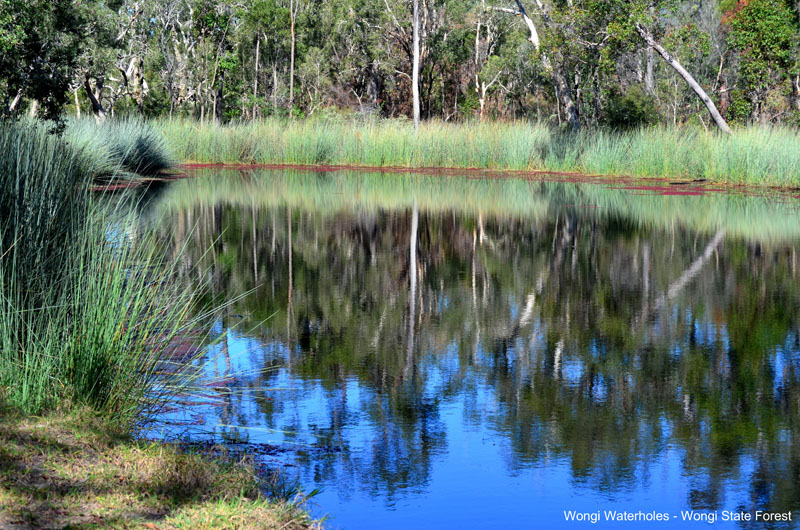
<box><xmin>141</xmin><ymin>169</ymin><xmax>800</xmax><ymax>527</ymax></box>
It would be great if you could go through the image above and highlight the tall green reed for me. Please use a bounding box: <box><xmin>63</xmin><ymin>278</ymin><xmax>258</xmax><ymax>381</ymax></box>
<box><xmin>0</xmin><ymin>120</ymin><xmax>196</xmax><ymax>423</ymax></box>
<box><xmin>65</xmin><ymin>118</ymin><xmax>175</xmax><ymax>180</ymax></box>
<box><xmin>157</xmin><ymin>118</ymin><xmax>800</xmax><ymax>186</ymax></box>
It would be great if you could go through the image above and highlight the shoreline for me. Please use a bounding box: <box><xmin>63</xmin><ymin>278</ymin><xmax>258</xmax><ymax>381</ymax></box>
<box><xmin>91</xmin><ymin>161</ymin><xmax>800</xmax><ymax>199</ymax></box>
<box><xmin>0</xmin><ymin>410</ymin><xmax>321</xmax><ymax>529</ymax></box>
<box><xmin>157</xmin><ymin>119</ymin><xmax>800</xmax><ymax>188</ymax></box>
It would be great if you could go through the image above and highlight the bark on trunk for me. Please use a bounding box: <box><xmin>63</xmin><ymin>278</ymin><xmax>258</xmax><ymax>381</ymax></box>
<box><xmin>412</xmin><ymin>0</ymin><xmax>421</xmax><ymax>128</ymax></box>
<box><xmin>83</xmin><ymin>75</ymin><xmax>107</xmax><ymax>121</ymax></box>
<box><xmin>552</xmin><ymin>65</ymin><xmax>580</xmax><ymax>130</ymax></box>
<box><xmin>289</xmin><ymin>0</ymin><xmax>296</xmax><ymax>112</ymax></box>
<box><xmin>253</xmin><ymin>37</ymin><xmax>260</xmax><ymax>118</ymax></box>
<box><xmin>644</xmin><ymin>6</ymin><xmax>655</xmax><ymax>95</ymax></box>
<box><xmin>636</xmin><ymin>24</ymin><xmax>730</xmax><ymax>134</ymax></box>
<box><xmin>645</xmin><ymin>46</ymin><xmax>655</xmax><ymax>94</ymax></box>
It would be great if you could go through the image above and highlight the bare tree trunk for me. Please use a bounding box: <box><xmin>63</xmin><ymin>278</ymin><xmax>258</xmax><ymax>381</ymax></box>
<box><xmin>135</xmin><ymin>58</ymin><xmax>145</xmax><ymax>114</ymax></box>
<box><xmin>272</xmin><ymin>65</ymin><xmax>278</xmax><ymax>113</ymax></box>
<box><xmin>253</xmin><ymin>36</ymin><xmax>260</xmax><ymax>119</ymax></box>
<box><xmin>412</xmin><ymin>0</ymin><xmax>421</xmax><ymax>128</ymax></box>
<box><xmin>289</xmin><ymin>0</ymin><xmax>296</xmax><ymax>112</ymax></box>
<box><xmin>83</xmin><ymin>75</ymin><xmax>107</xmax><ymax>122</ymax></box>
<box><xmin>552</xmin><ymin>65</ymin><xmax>580</xmax><ymax>130</ymax></box>
<box><xmin>636</xmin><ymin>24</ymin><xmax>730</xmax><ymax>134</ymax></box>
<box><xmin>8</xmin><ymin>89</ymin><xmax>22</xmax><ymax>113</ymax></box>
<box><xmin>645</xmin><ymin>47</ymin><xmax>655</xmax><ymax>94</ymax></box>
<box><xmin>474</xmin><ymin>9</ymin><xmax>482</xmax><ymax>120</ymax></box>
<box><xmin>644</xmin><ymin>6</ymin><xmax>655</xmax><ymax>95</ymax></box>
<box><xmin>74</xmin><ymin>88</ymin><xmax>81</xmax><ymax>118</ymax></box>
<box><xmin>28</xmin><ymin>100</ymin><xmax>38</xmax><ymax>118</ymax></box>
<box><xmin>215</xmin><ymin>72</ymin><xmax>223</xmax><ymax>122</ymax></box>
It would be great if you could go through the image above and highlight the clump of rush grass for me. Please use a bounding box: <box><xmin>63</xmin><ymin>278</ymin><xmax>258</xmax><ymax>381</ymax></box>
<box><xmin>0</xmin><ymin>119</ymin><xmax>192</xmax><ymax>422</ymax></box>
<box><xmin>0</xmin><ymin>119</ymin><xmax>319</xmax><ymax>528</ymax></box>
<box><xmin>157</xmin><ymin>118</ymin><xmax>800</xmax><ymax>186</ymax></box>
<box><xmin>65</xmin><ymin>117</ymin><xmax>175</xmax><ymax>180</ymax></box>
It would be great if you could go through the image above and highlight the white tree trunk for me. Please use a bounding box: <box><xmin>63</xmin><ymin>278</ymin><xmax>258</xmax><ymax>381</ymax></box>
<box><xmin>8</xmin><ymin>89</ymin><xmax>22</xmax><ymax>112</ymax></box>
<box><xmin>405</xmin><ymin>202</ymin><xmax>419</xmax><ymax>377</ymax></box>
<box><xmin>253</xmin><ymin>37</ymin><xmax>260</xmax><ymax>119</ymax></box>
<box><xmin>289</xmin><ymin>0</ymin><xmax>296</xmax><ymax>112</ymax></box>
<box><xmin>636</xmin><ymin>24</ymin><xmax>730</xmax><ymax>134</ymax></box>
<box><xmin>412</xmin><ymin>0</ymin><xmax>421</xmax><ymax>128</ymax></box>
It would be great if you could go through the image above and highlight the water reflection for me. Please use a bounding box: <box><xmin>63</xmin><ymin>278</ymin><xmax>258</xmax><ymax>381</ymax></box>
<box><xmin>142</xmin><ymin>169</ymin><xmax>800</xmax><ymax>529</ymax></box>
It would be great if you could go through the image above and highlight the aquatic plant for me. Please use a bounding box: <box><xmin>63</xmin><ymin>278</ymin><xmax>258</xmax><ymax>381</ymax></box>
<box><xmin>65</xmin><ymin>118</ymin><xmax>175</xmax><ymax>180</ymax></box>
<box><xmin>157</xmin><ymin>118</ymin><xmax>800</xmax><ymax>186</ymax></box>
<box><xmin>0</xmin><ymin>120</ymin><xmax>190</xmax><ymax>420</ymax></box>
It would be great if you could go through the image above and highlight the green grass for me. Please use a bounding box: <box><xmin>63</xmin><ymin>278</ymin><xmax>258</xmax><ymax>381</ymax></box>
<box><xmin>0</xmin><ymin>119</ymin><xmax>190</xmax><ymax>420</ymax></box>
<box><xmin>65</xmin><ymin>118</ymin><xmax>175</xmax><ymax>180</ymax></box>
<box><xmin>157</xmin><ymin>118</ymin><xmax>800</xmax><ymax>186</ymax></box>
<box><xmin>0</xmin><ymin>410</ymin><xmax>320</xmax><ymax>529</ymax></box>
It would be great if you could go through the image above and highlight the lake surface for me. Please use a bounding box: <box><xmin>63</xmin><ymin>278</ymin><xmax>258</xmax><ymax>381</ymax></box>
<box><xmin>139</xmin><ymin>168</ymin><xmax>800</xmax><ymax>529</ymax></box>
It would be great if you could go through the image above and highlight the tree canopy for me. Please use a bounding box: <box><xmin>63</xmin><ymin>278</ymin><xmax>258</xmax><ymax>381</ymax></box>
<box><xmin>1</xmin><ymin>0</ymin><xmax>799</xmax><ymax>127</ymax></box>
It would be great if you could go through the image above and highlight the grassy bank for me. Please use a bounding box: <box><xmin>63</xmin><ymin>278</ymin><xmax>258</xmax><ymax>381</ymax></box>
<box><xmin>0</xmin><ymin>120</ymin><xmax>319</xmax><ymax>529</ymax></box>
<box><xmin>0</xmin><ymin>410</ymin><xmax>318</xmax><ymax>529</ymax></box>
<box><xmin>157</xmin><ymin>119</ymin><xmax>800</xmax><ymax>186</ymax></box>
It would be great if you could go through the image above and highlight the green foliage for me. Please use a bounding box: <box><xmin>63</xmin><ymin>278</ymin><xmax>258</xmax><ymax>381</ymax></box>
<box><xmin>3</xmin><ymin>0</ymin><xmax>800</xmax><ymax>130</ymax></box>
<box><xmin>603</xmin><ymin>85</ymin><xmax>659</xmax><ymax>128</ymax></box>
<box><xmin>0</xmin><ymin>0</ymin><xmax>87</xmax><ymax>122</ymax></box>
<box><xmin>728</xmin><ymin>0</ymin><xmax>798</xmax><ymax>117</ymax></box>
<box><xmin>727</xmin><ymin>89</ymin><xmax>754</xmax><ymax>123</ymax></box>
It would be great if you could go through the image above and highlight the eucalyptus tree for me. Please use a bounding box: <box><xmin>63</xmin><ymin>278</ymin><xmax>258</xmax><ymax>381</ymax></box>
<box><xmin>0</xmin><ymin>0</ymin><xmax>90</xmax><ymax>122</ymax></box>
<box><xmin>726</xmin><ymin>0</ymin><xmax>798</xmax><ymax>123</ymax></box>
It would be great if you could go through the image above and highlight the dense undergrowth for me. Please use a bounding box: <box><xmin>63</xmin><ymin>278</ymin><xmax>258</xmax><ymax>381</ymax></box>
<box><xmin>159</xmin><ymin>118</ymin><xmax>800</xmax><ymax>186</ymax></box>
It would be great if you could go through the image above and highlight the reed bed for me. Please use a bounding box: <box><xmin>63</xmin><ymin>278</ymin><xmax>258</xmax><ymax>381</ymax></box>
<box><xmin>0</xmin><ymin>120</ymin><xmax>191</xmax><ymax>420</ymax></box>
<box><xmin>157</xmin><ymin>118</ymin><xmax>800</xmax><ymax>186</ymax></box>
<box><xmin>66</xmin><ymin>118</ymin><xmax>175</xmax><ymax>180</ymax></box>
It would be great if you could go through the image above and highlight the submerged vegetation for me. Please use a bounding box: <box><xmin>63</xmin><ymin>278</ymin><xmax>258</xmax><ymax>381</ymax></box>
<box><xmin>161</xmin><ymin>119</ymin><xmax>800</xmax><ymax>186</ymax></box>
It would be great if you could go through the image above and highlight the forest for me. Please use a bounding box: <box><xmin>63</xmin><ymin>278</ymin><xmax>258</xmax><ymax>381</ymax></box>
<box><xmin>1</xmin><ymin>0</ymin><xmax>799</xmax><ymax>131</ymax></box>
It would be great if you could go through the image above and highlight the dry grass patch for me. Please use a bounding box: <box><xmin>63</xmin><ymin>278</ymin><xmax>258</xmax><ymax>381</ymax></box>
<box><xmin>0</xmin><ymin>410</ymin><xmax>320</xmax><ymax>529</ymax></box>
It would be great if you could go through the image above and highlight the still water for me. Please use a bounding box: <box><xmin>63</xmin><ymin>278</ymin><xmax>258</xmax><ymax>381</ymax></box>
<box><xmin>140</xmin><ymin>168</ymin><xmax>800</xmax><ymax>529</ymax></box>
